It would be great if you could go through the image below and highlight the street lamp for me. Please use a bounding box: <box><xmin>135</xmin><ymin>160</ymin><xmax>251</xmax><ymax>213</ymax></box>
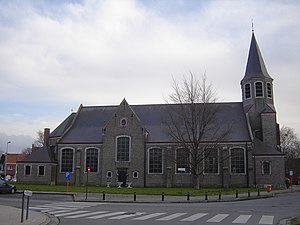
<box><xmin>4</xmin><ymin>141</ymin><xmax>11</xmax><ymax>177</ymax></box>
<box><xmin>6</xmin><ymin>141</ymin><xmax>11</xmax><ymax>154</ymax></box>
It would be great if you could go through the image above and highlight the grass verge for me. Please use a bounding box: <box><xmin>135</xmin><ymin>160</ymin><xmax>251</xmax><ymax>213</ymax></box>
<box><xmin>14</xmin><ymin>183</ymin><xmax>264</xmax><ymax>196</ymax></box>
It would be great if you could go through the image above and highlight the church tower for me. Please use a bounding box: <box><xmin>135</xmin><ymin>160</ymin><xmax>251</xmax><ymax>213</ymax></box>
<box><xmin>241</xmin><ymin>31</ymin><xmax>277</xmax><ymax>147</ymax></box>
<box><xmin>241</xmin><ymin>31</ymin><xmax>285</xmax><ymax>188</ymax></box>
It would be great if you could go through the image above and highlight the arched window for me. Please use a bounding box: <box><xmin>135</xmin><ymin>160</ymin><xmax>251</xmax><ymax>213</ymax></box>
<box><xmin>244</xmin><ymin>83</ymin><xmax>251</xmax><ymax>99</ymax></box>
<box><xmin>204</xmin><ymin>148</ymin><xmax>219</xmax><ymax>174</ymax></box>
<box><xmin>61</xmin><ymin>148</ymin><xmax>74</xmax><ymax>172</ymax></box>
<box><xmin>266</xmin><ymin>82</ymin><xmax>272</xmax><ymax>98</ymax></box>
<box><xmin>148</xmin><ymin>148</ymin><xmax>163</xmax><ymax>174</ymax></box>
<box><xmin>255</xmin><ymin>82</ymin><xmax>263</xmax><ymax>98</ymax></box>
<box><xmin>86</xmin><ymin>148</ymin><xmax>99</xmax><ymax>172</ymax></box>
<box><xmin>116</xmin><ymin>136</ymin><xmax>130</xmax><ymax>162</ymax></box>
<box><xmin>133</xmin><ymin>171</ymin><xmax>139</xmax><ymax>178</ymax></box>
<box><xmin>106</xmin><ymin>171</ymin><xmax>113</xmax><ymax>179</ymax></box>
<box><xmin>176</xmin><ymin>148</ymin><xmax>190</xmax><ymax>173</ymax></box>
<box><xmin>230</xmin><ymin>148</ymin><xmax>245</xmax><ymax>174</ymax></box>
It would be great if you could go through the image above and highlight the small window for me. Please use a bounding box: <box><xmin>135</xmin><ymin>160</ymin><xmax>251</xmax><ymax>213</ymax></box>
<box><xmin>38</xmin><ymin>165</ymin><xmax>45</xmax><ymax>176</ymax></box>
<box><xmin>266</xmin><ymin>83</ymin><xmax>272</xmax><ymax>98</ymax></box>
<box><xmin>8</xmin><ymin>165</ymin><xmax>14</xmax><ymax>171</ymax></box>
<box><xmin>244</xmin><ymin>83</ymin><xmax>251</xmax><ymax>99</ymax></box>
<box><xmin>133</xmin><ymin>171</ymin><xmax>139</xmax><ymax>178</ymax></box>
<box><xmin>262</xmin><ymin>161</ymin><xmax>271</xmax><ymax>175</ymax></box>
<box><xmin>25</xmin><ymin>165</ymin><xmax>31</xmax><ymax>176</ymax></box>
<box><xmin>255</xmin><ymin>82</ymin><xmax>263</xmax><ymax>97</ymax></box>
<box><xmin>106</xmin><ymin>171</ymin><xmax>113</xmax><ymax>179</ymax></box>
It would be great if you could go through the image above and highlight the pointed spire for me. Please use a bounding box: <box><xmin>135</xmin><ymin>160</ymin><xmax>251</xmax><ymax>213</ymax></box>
<box><xmin>243</xmin><ymin>32</ymin><xmax>271</xmax><ymax>79</ymax></box>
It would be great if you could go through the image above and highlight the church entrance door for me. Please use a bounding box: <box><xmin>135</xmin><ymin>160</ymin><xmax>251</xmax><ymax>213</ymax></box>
<box><xmin>117</xmin><ymin>168</ymin><xmax>127</xmax><ymax>187</ymax></box>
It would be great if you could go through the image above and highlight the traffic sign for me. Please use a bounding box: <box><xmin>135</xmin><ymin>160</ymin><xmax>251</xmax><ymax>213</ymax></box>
<box><xmin>24</xmin><ymin>190</ymin><xmax>32</xmax><ymax>197</ymax></box>
<box><xmin>87</xmin><ymin>167</ymin><xmax>91</xmax><ymax>173</ymax></box>
<box><xmin>66</xmin><ymin>171</ymin><xmax>70</xmax><ymax>181</ymax></box>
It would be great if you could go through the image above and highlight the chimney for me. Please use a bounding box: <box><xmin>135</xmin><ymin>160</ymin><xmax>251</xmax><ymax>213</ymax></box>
<box><xmin>44</xmin><ymin>128</ymin><xmax>50</xmax><ymax>147</ymax></box>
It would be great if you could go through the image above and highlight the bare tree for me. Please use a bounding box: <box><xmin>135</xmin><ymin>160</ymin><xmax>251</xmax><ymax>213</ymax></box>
<box><xmin>34</xmin><ymin>130</ymin><xmax>44</xmax><ymax>147</ymax></box>
<box><xmin>165</xmin><ymin>73</ymin><xmax>231</xmax><ymax>189</ymax></box>
<box><xmin>280</xmin><ymin>126</ymin><xmax>300</xmax><ymax>159</ymax></box>
<box><xmin>22</xmin><ymin>147</ymin><xmax>32</xmax><ymax>155</ymax></box>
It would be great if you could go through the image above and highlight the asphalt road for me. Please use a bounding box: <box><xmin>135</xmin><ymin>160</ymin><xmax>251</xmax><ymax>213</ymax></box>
<box><xmin>0</xmin><ymin>191</ymin><xmax>299</xmax><ymax>225</ymax></box>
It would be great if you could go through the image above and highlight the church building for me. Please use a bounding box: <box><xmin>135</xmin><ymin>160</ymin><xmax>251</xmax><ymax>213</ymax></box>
<box><xmin>17</xmin><ymin>32</ymin><xmax>286</xmax><ymax>188</ymax></box>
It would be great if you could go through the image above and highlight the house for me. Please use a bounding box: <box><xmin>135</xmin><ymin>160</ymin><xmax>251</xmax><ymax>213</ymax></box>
<box><xmin>17</xmin><ymin>143</ymin><xmax>57</xmax><ymax>185</ymax></box>
<box><xmin>5</xmin><ymin>153</ymin><xmax>26</xmax><ymax>181</ymax></box>
<box><xmin>17</xmin><ymin>32</ymin><xmax>286</xmax><ymax>188</ymax></box>
<box><xmin>0</xmin><ymin>154</ymin><xmax>5</xmax><ymax>178</ymax></box>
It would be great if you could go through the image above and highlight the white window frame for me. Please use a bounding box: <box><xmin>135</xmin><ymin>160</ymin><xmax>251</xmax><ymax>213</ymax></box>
<box><xmin>175</xmin><ymin>148</ymin><xmax>191</xmax><ymax>174</ymax></box>
<box><xmin>148</xmin><ymin>147</ymin><xmax>163</xmax><ymax>174</ymax></box>
<box><xmin>106</xmin><ymin>171</ymin><xmax>113</xmax><ymax>179</ymax></box>
<box><xmin>262</xmin><ymin>161</ymin><xmax>272</xmax><ymax>175</ymax></box>
<box><xmin>8</xmin><ymin>165</ymin><xmax>14</xmax><ymax>171</ymax></box>
<box><xmin>24</xmin><ymin>165</ymin><xmax>32</xmax><ymax>176</ymax></box>
<box><xmin>266</xmin><ymin>82</ymin><xmax>272</xmax><ymax>99</ymax></box>
<box><xmin>133</xmin><ymin>171</ymin><xmax>139</xmax><ymax>178</ymax></box>
<box><xmin>84</xmin><ymin>147</ymin><xmax>100</xmax><ymax>173</ymax></box>
<box><xmin>37</xmin><ymin>165</ymin><xmax>45</xmax><ymax>176</ymax></box>
<box><xmin>244</xmin><ymin>83</ymin><xmax>252</xmax><ymax>99</ymax></box>
<box><xmin>115</xmin><ymin>135</ymin><xmax>131</xmax><ymax>162</ymax></box>
<box><xmin>203</xmin><ymin>148</ymin><xmax>220</xmax><ymax>175</ymax></box>
<box><xmin>60</xmin><ymin>147</ymin><xmax>75</xmax><ymax>173</ymax></box>
<box><xmin>229</xmin><ymin>147</ymin><xmax>246</xmax><ymax>175</ymax></box>
<box><xmin>255</xmin><ymin>81</ymin><xmax>264</xmax><ymax>98</ymax></box>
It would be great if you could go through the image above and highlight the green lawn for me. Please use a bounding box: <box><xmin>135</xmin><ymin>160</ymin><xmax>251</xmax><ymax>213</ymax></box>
<box><xmin>15</xmin><ymin>183</ymin><xmax>264</xmax><ymax>196</ymax></box>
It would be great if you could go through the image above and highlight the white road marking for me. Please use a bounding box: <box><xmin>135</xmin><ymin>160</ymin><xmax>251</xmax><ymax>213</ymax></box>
<box><xmin>132</xmin><ymin>213</ymin><xmax>166</xmax><ymax>220</ymax></box>
<box><xmin>181</xmin><ymin>213</ymin><xmax>208</xmax><ymax>221</ymax></box>
<box><xmin>88</xmin><ymin>212</ymin><xmax>126</xmax><ymax>219</ymax></box>
<box><xmin>46</xmin><ymin>210</ymin><xmax>72</xmax><ymax>214</ymax></box>
<box><xmin>207</xmin><ymin>214</ymin><xmax>229</xmax><ymax>223</ymax></box>
<box><xmin>109</xmin><ymin>212</ymin><xmax>145</xmax><ymax>220</ymax></box>
<box><xmin>54</xmin><ymin>210</ymin><xmax>89</xmax><ymax>217</ymax></box>
<box><xmin>259</xmin><ymin>215</ymin><xmax>274</xmax><ymax>224</ymax></box>
<box><xmin>65</xmin><ymin>211</ymin><xmax>108</xmax><ymax>219</ymax></box>
<box><xmin>156</xmin><ymin>213</ymin><xmax>187</xmax><ymax>221</ymax></box>
<box><xmin>233</xmin><ymin>215</ymin><xmax>252</xmax><ymax>224</ymax></box>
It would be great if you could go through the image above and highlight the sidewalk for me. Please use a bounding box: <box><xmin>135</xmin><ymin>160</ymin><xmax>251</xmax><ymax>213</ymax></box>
<box><xmin>0</xmin><ymin>205</ymin><xmax>58</xmax><ymax>225</ymax></box>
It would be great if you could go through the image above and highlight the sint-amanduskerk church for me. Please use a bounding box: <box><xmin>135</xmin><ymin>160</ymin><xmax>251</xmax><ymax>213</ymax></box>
<box><xmin>17</xmin><ymin>31</ymin><xmax>286</xmax><ymax>189</ymax></box>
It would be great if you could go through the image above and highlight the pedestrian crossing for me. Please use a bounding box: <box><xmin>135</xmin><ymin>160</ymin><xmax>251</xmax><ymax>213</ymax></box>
<box><xmin>30</xmin><ymin>202</ymin><xmax>275</xmax><ymax>224</ymax></box>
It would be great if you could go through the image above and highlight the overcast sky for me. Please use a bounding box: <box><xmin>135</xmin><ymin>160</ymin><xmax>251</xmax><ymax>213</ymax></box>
<box><xmin>0</xmin><ymin>0</ymin><xmax>299</xmax><ymax>153</ymax></box>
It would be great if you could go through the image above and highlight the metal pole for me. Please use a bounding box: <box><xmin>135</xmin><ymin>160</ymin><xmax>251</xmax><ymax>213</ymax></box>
<box><xmin>236</xmin><ymin>190</ymin><xmax>238</xmax><ymax>198</ymax></box>
<box><xmin>26</xmin><ymin>196</ymin><xmax>30</xmax><ymax>220</ymax></box>
<box><xmin>102</xmin><ymin>191</ymin><xmax>106</xmax><ymax>201</ymax></box>
<box><xmin>21</xmin><ymin>191</ymin><xmax>25</xmax><ymax>223</ymax></box>
<box><xmin>205</xmin><ymin>192</ymin><xmax>208</xmax><ymax>201</ymax></box>
<box><xmin>134</xmin><ymin>192</ymin><xmax>136</xmax><ymax>202</ymax></box>
<box><xmin>187</xmin><ymin>192</ymin><xmax>190</xmax><ymax>201</ymax></box>
<box><xmin>161</xmin><ymin>192</ymin><xmax>164</xmax><ymax>201</ymax></box>
<box><xmin>85</xmin><ymin>172</ymin><xmax>88</xmax><ymax>200</ymax></box>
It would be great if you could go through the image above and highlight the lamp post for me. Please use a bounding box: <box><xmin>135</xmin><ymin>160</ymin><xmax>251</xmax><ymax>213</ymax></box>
<box><xmin>4</xmin><ymin>141</ymin><xmax>11</xmax><ymax>177</ymax></box>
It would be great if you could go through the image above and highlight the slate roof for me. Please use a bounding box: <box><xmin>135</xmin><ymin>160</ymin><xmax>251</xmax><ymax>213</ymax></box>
<box><xmin>54</xmin><ymin>102</ymin><xmax>251</xmax><ymax>144</ymax></box>
<box><xmin>243</xmin><ymin>32</ymin><xmax>272</xmax><ymax>80</ymax></box>
<box><xmin>50</xmin><ymin>113</ymin><xmax>76</xmax><ymax>138</ymax></box>
<box><xmin>17</xmin><ymin>147</ymin><xmax>56</xmax><ymax>163</ymax></box>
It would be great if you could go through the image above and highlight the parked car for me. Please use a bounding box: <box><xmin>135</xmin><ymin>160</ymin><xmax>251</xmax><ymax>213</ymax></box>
<box><xmin>0</xmin><ymin>179</ymin><xmax>17</xmax><ymax>194</ymax></box>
